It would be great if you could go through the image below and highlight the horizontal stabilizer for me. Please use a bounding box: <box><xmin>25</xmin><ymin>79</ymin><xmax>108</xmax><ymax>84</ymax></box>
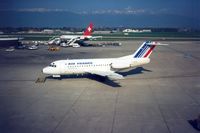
<box><xmin>133</xmin><ymin>41</ymin><xmax>168</xmax><ymax>58</ymax></box>
<box><xmin>146</xmin><ymin>42</ymin><xmax>169</xmax><ymax>46</ymax></box>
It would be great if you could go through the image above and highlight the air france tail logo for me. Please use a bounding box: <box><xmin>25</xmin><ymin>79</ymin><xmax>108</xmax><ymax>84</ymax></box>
<box><xmin>134</xmin><ymin>41</ymin><xmax>156</xmax><ymax>58</ymax></box>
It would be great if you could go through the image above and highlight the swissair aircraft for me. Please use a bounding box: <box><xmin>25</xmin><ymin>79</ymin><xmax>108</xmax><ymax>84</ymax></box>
<box><xmin>60</xmin><ymin>23</ymin><xmax>94</xmax><ymax>41</ymax></box>
<box><xmin>48</xmin><ymin>23</ymin><xmax>101</xmax><ymax>46</ymax></box>
<box><xmin>43</xmin><ymin>41</ymin><xmax>166</xmax><ymax>80</ymax></box>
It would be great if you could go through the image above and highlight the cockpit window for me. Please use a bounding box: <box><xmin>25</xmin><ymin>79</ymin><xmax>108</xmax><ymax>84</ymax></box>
<box><xmin>49</xmin><ymin>63</ymin><xmax>56</xmax><ymax>67</ymax></box>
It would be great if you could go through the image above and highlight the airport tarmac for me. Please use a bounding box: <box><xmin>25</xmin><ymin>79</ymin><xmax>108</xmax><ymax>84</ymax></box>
<box><xmin>0</xmin><ymin>40</ymin><xmax>200</xmax><ymax>133</ymax></box>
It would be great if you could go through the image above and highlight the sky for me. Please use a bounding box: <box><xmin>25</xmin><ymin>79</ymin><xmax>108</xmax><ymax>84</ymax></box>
<box><xmin>0</xmin><ymin>0</ymin><xmax>199</xmax><ymax>28</ymax></box>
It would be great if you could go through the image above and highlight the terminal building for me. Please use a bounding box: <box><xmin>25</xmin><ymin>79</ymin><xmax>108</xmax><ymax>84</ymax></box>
<box><xmin>123</xmin><ymin>29</ymin><xmax>151</xmax><ymax>33</ymax></box>
<box><xmin>0</xmin><ymin>38</ymin><xmax>22</xmax><ymax>48</ymax></box>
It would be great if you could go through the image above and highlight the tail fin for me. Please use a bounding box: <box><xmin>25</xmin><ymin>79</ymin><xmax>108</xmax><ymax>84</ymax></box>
<box><xmin>83</xmin><ymin>23</ymin><xmax>93</xmax><ymax>36</ymax></box>
<box><xmin>133</xmin><ymin>41</ymin><xmax>166</xmax><ymax>58</ymax></box>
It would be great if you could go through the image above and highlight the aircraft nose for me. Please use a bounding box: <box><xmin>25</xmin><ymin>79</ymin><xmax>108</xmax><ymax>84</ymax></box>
<box><xmin>42</xmin><ymin>67</ymin><xmax>49</xmax><ymax>74</ymax></box>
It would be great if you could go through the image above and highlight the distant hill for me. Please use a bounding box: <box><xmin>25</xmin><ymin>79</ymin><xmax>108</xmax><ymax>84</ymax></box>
<box><xmin>0</xmin><ymin>11</ymin><xmax>199</xmax><ymax>29</ymax></box>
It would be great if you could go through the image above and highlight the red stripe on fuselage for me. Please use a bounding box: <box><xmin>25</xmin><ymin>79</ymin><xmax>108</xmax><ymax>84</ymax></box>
<box><xmin>144</xmin><ymin>45</ymin><xmax>156</xmax><ymax>57</ymax></box>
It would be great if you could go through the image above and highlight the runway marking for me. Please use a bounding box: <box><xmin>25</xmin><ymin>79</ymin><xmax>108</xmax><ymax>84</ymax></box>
<box><xmin>149</xmin><ymin>84</ymin><xmax>172</xmax><ymax>133</ymax></box>
<box><xmin>0</xmin><ymin>73</ymin><xmax>199</xmax><ymax>84</ymax></box>
<box><xmin>165</xmin><ymin>45</ymin><xmax>200</xmax><ymax>61</ymax></box>
<box><xmin>51</xmin><ymin>86</ymin><xmax>87</xmax><ymax>133</ymax></box>
<box><xmin>111</xmin><ymin>87</ymin><xmax>119</xmax><ymax>133</ymax></box>
<box><xmin>0</xmin><ymin>79</ymin><xmax>35</xmax><ymax>82</ymax></box>
<box><xmin>125</xmin><ymin>73</ymin><xmax>200</xmax><ymax>80</ymax></box>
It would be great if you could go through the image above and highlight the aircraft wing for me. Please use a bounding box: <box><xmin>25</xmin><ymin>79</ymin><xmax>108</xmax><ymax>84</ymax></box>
<box><xmin>92</xmin><ymin>36</ymin><xmax>102</xmax><ymax>39</ymax></box>
<box><xmin>90</xmin><ymin>36</ymin><xmax>102</xmax><ymax>40</ymax></box>
<box><xmin>87</xmin><ymin>70</ymin><xmax>124</xmax><ymax>80</ymax></box>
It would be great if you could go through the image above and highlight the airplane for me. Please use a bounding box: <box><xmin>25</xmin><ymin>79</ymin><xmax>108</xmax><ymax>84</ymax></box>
<box><xmin>42</xmin><ymin>41</ymin><xmax>167</xmax><ymax>80</ymax></box>
<box><xmin>48</xmin><ymin>23</ymin><xmax>101</xmax><ymax>47</ymax></box>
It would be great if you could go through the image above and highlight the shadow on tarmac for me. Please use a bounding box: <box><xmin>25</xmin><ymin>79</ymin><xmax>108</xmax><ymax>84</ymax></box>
<box><xmin>188</xmin><ymin>120</ymin><xmax>200</xmax><ymax>131</ymax></box>
<box><xmin>119</xmin><ymin>67</ymin><xmax>152</xmax><ymax>76</ymax></box>
<box><xmin>45</xmin><ymin>67</ymin><xmax>152</xmax><ymax>87</ymax></box>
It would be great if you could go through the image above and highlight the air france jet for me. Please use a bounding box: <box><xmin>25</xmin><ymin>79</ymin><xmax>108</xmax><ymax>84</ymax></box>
<box><xmin>43</xmin><ymin>41</ymin><xmax>166</xmax><ymax>80</ymax></box>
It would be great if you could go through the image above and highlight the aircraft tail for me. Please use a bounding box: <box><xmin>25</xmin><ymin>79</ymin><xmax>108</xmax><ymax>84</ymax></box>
<box><xmin>133</xmin><ymin>41</ymin><xmax>167</xmax><ymax>58</ymax></box>
<box><xmin>83</xmin><ymin>23</ymin><xmax>93</xmax><ymax>36</ymax></box>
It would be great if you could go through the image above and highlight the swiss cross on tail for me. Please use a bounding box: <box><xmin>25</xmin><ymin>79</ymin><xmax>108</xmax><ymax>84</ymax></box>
<box><xmin>83</xmin><ymin>23</ymin><xmax>93</xmax><ymax>36</ymax></box>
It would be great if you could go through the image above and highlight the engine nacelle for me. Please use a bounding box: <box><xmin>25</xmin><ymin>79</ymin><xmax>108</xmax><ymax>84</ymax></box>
<box><xmin>130</xmin><ymin>58</ymin><xmax>150</xmax><ymax>67</ymax></box>
<box><xmin>111</xmin><ymin>61</ymin><xmax>131</xmax><ymax>69</ymax></box>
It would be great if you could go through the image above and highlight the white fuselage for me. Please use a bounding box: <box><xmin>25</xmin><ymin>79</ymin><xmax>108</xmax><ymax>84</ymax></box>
<box><xmin>60</xmin><ymin>35</ymin><xmax>92</xmax><ymax>41</ymax></box>
<box><xmin>42</xmin><ymin>41</ymin><xmax>164</xmax><ymax>79</ymax></box>
<box><xmin>42</xmin><ymin>57</ymin><xmax>150</xmax><ymax>76</ymax></box>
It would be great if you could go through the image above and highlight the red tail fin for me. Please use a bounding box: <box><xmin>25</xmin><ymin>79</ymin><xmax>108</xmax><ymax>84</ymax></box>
<box><xmin>83</xmin><ymin>23</ymin><xmax>93</xmax><ymax>36</ymax></box>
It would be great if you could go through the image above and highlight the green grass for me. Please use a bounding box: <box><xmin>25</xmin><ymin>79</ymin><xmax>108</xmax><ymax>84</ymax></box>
<box><xmin>95</xmin><ymin>32</ymin><xmax>200</xmax><ymax>38</ymax></box>
<box><xmin>1</xmin><ymin>32</ymin><xmax>200</xmax><ymax>41</ymax></box>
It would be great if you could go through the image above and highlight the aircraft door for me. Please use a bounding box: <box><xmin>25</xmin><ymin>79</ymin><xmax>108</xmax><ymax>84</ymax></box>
<box><xmin>58</xmin><ymin>62</ymin><xmax>65</xmax><ymax>74</ymax></box>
